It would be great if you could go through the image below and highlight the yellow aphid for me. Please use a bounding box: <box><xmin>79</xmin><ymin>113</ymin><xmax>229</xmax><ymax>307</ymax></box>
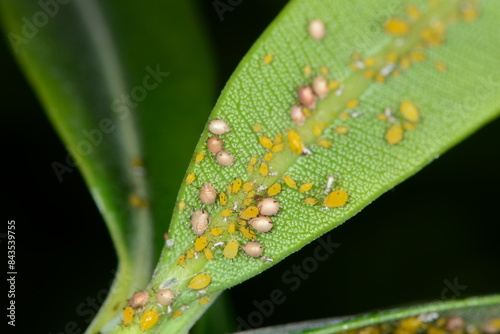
<box><xmin>260</xmin><ymin>163</ymin><xmax>269</xmax><ymax>177</ymax></box>
<box><xmin>400</xmin><ymin>56</ymin><xmax>411</xmax><ymax>69</ymax></box>
<box><xmin>240</xmin><ymin>206</ymin><xmax>259</xmax><ymax>220</ymax></box>
<box><xmin>140</xmin><ymin>310</ymin><xmax>159</xmax><ymax>331</ymax></box>
<box><xmin>376</xmin><ymin>113</ymin><xmax>388</xmax><ymax>121</ymax></box>
<box><xmin>299</xmin><ymin>183</ymin><xmax>313</xmax><ymax>192</ymax></box>
<box><xmin>250</xmin><ymin>156</ymin><xmax>258</xmax><ymax>165</ymax></box>
<box><xmin>435</xmin><ymin>61</ymin><xmax>447</xmax><ymax>72</ymax></box>
<box><xmin>282</xmin><ymin>175</ymin><xmax>297</xmax><ymax>188</ymax></box>
<box><xmin>221</xmin><ymin>209</ymin><xmax>232</xmax><ymax>217</ymax></box>
<box><xmin>410</xmin><ymin>51</ymin><xmax>426</xmax><ymax>62</ymax></box>
<box><xmin>461</xmin><ymin>5</ymin><xmax>478</xmax><ymax>22</ymax></box>
<box><xmin>219</xmin><ymin>193</ymin><xmax>228</xmax><ymax>205</ymax></box>
<box><xmin>386</xmin><ymin>125</ymin><xmax>404</xmax><ymax>145</ymax></box>
<box><xmin>246</xmin><ymin>190</ymin><xmax>256</xmax><ymax>198</ymax></box>
<box><xmin>404</xmin><ymin>122</ymin><xmax>417</xmax><ymax>130</ymax></box>
<box><xmin>385</xmin><ymin>18</ymin><xmax>410</xmax><ymax>36</ymax></box>
<box><xmin>232</xmin><ymin>179</ymin><xmax>243</xmax><ymax>194</ymax></box>
<box><xmin>328</xmin><ymin>80</ymin><xmax>340</xmax><ymax>90</ymax></box>
<box><xmin>172</xmin><ymin>310</ymin><xmax>183</xmax><ymax>319</ymax></box>
<box><xmin>364</xmin><ymin>57</ymin><xmax>376</xmax><ymax>67</ymax></box>
<box><xmin>123</xmin><ymin>307</ymin><xmax>134</xmax><ymax>326</ymax></box>
<box><xmin>264</xmin><ymin>152</ymin><xmax>274</xmax><ymax>162</ymax></box>
<box><xmin>319</xmin><ymin>66</ymin><xmax>329</xmax><ymax>75</ymax></box>
<box><xmin>268</xmin><ymin>184</ymin><xmax>282</xmax><ymax>196</ymax></box>
<box><xmin>400</xmin><ymin>101</ymin><xmax>420</xmax><ymax>122</ymax></box>
<box><xmin>303</xmin><ymin>64</ymin><xmax>312</xmax><ymax>77</ymax></box>
<box><xmin>239</xmin><ymin>226</ymin><xmax>257</xmax><ymax>239</ymax></box>
<box><xmin>195</xmin><ymin>152</ymin><xmax>205</xmax><ymax>163</ymax></box>
<box><xmin>335</xmin><ymin>126</ymin><xmax>349</xmax><ymax>134</ymax></box>
<box><xmin>210</xmin><ymin>227</ymin><xmax>223</xmax><ymax>236</ymax></box>
<box><xmin>375</xmin><ymin>73</ymin><xmax>385</xmax><ymax>83</ymax></box>
<box><xmin>263</xmin><ymin>54</ymin><xmax>273</xmax><ymax>65</ymax></box>
<box><xmin>227</xmin><ymin>183</ymin><xmax>232</xmax><ymax>195</ymax></box>
<box><xmin>204</xmin><ymin>248</ymin><xmax>213</xmax><ymax>261</ymax></box>
<box><xmin>323</xmin><ymin>190</ymin><xmax>349</xmax><ymax>208</ymax></box>
<box><xmin>238</xmin><ymin>220</ymin><xmax>247</xmax><ymax>226</ymax></box>
<box><xmin>420</xmin><ymin>27</ymin><xmax>444</xmax><ymax>46</ymax></box>
<box><xmin>248</xmin><ymin>163</ymin><xmax>254</xmax><ymax>173</ymax></box>
<box><xmin>386</xmin><ymin>52</ymin><xmax>398</xmax><ymax>63</ymax></box>
<box><xmin>259</xmin><ymin>136</ymin><xmax>274</xmax><ymax>150</ymax></box>
<box><xmin>252</xmin><ymin>124</ymin><xmax>262</xmax><ymax>132</ymax></box>
<box><xmin>317</xmin><ymin>139</ymin><xmax>332</xmax><ymax>148</ymax></box>
<box><xmin>364</xmin><ymin>69</ymin><xmax>375</xmax><ymax>79</ymax></box>
<box><xmin>400</xmin><ymin>317</ymin><xmax>423</xmax><ymax>331</ymax></box>
<box><xmin>223</xmin><ymin>240</ymin><xmax>239</xmax><ymax>259</ymax></box>
<box><xmin>313</xmin><ymin>124</ymin><xmax>325</xmax><ymax>137</ymax></box>
<box><xmin>228</xmin><ymin>222</ymin><xmax>236</xmax><ymax>235</ymax></box>
<box><xmin>243</xmin><ymin>182</ymin><xmax>254</xmax><ymax>192</ymax></box>
<box><xmin>288</xmin><ymin>130</ymin><xmax>303</xmax><ymax>154</ymax></box>
<box><xmin>177</xmin><ymin>254</ymin><xmax>186</xmax><ymax>266</ymax></box>
<box><xmin>346</xmin><ymin>99</ymin><xmax>359</xmax><ymax>109</ymax></box>
<box><xmin>303</xmin><ymin>197</ymin><xmax>318</xmax><ymax>205</ymax></box>
<box><xmin>178</xmin><ymin>201</ymin><xmax>186</xmax><ymax>212</ymax></box>
<box><xmin>352</xmin><ymin>52</ymin><xmax>361</xmax><ymax>60</ymax></box>
<box><xmin>271</xmin><ymin>143</ymin><xmax>284</xmax><ymax>152</ymax></box>
<box><xmin>129</xmin><ymin>194</ymin><xmax>149</xmax><ymax>208</ymax></box>
<box><xmin>194</xmin><ymin>236</ymin><xmax>208</xmax><ymax>252</ymax></box>
<box><xmin>274</xmin><ymin>133</ymin><xmax>283</xmax><ymax>144</ymax></box>
<box><xmin>406</xmin><ymin>4</ymin><xmax>421</xmax><ymax>20</ymax></box>
<box><xmin>243</xmin><ymin>198</ymin><xmax>253</xmax><ymax>206</ymax></box>
<box><xmin>339</xmin><ymin>112</ymin><xmax>350</xmax><ymax>120</ymax></box>
<box><xmin>186</xmin><ymin>173</ymin><xmax>196</xmax><ymax>185</ymax></box>
<box><xmin>186</xmin><ymin>249</ymin><xmax>195</xmax><ymax>259</ymax></box>
<box><xmin>188</xmin><ymin>273</ymin><xmax>211</xmax><ymax>290</ymax></box>
<box><xmin>199</xmin><ymin>297</ymin><xmax>211</xmax><ymax>305</ymax></box>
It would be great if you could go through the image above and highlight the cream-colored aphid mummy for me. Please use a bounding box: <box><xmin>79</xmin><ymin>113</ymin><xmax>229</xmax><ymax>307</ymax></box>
<box><xmin>249</xmin><ymin>216</ymin><xmax>273</xmax><ymax>233</ymax></box>
<box><xmin>191</xmin><ymin>209</ymin><xmax>210</xmax><ymax>235</ymax></box>
<box><xmin>208</xmin><ymin>119</ymin><xmax>230</xmax><ymax>135</ymax></box>
<box><xmin>156</xmin><ymin>289</ymin><xmax>175</xmax><ymax>306</ymax></box>
<box><xmin>200</xmin><ymin>183</ymin><xmax>217</xmax><ymax>205</ymax></box>
<box><xmin>129</xmin><ymin>291</ymin><xmax>149</xmax><ymax>308</ymax></box>
<box><xmin>298</xmin><ymin>85</ymin><xmax>317</xmax><ymax>109</ymax></box>
<box><xmin>207</xmin><ymin>136</ymin><xmax>223</xmax><ymax>155</ymax></box>
<box><xmin>290</xmin><ymin>104</ymin><xmax>306</xmax><ymax>126</ymax></box>
<box><xmin>257</xmin><ymin>198</ymin><xmax>280</xmax><ymax>216</ymax></box>
<box><xmin>243</xmin><ymin>241</ymin><xmax>264</xmax><ymax>257</ymax></box>
<box><xmin>308</xmin><ymin>19</ymin><xmax>326</xmax><ymax>40</ymax></box>
<box><xmin>216</xmin><ymin>150</ymin><xmax>235</xmax><ymax>166</ymax></box>
<box><xmin>312</xmin><ymin>76</ymin><xmax>329</xmax><ymax>98</ymax></box>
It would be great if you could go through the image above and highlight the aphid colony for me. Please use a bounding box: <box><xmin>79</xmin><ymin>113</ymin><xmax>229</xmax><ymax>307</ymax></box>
<box><xmin>121</xmin><ymin>289</ymin><xmax>176</xmax><ymax>330</ymax></box>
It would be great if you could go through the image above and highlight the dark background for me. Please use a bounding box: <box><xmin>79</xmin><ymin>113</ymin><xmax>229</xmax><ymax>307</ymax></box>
<box><xmin>2</xmin><ymin>1</ymin><xmax>499</xmax><ymax>333</ymax></box>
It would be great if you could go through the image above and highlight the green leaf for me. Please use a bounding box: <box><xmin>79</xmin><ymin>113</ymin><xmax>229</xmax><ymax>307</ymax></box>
<box><xmin>105</xmin><ymin>0</ymin><xmax>499</xmax><ymax>332</ymax></box>
<box><xmin>0</xmin><ymin>0</ymin><xmax>214</xmax><ymax>332</ymax></box>
<box><xmin>232</xmin><ymin>294</ymin><xmax>500</xmax><ymax>334</ymax></box>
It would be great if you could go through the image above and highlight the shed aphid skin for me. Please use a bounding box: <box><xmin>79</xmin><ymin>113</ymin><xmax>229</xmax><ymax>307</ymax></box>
<box><xmin>191</xmin><ymin>209</ymin><xmax>210</xmax><ymax>236</ymax></box>
<box><xmin>156</xmin><ymin>289</ymin><xmax>175</xmax><ymax>306</ymax></box>
<box><xmin>288</xmin><ymin>129</ymin><xmax>304</xmax><ymax>154</ymax></box>
<box><xmin>312</xmin><ymin>76</ymin><xmax>329</xmax><ymax>98</ymax></box>
<box><xmin>386</xmin><ymin>124</ymin><xmax>404</xmax><ymax>145</ymax></box>
<box><xmin>207</xmin><ymin>136</ymin><xmax>223</xmax><ymax>155</ymax></box>
<box><xmin>208</xmin><ymin>119</ymin><xmax>230</xmax><ymax>135</ymax></box>
<box><xmin>325</xmin><ymin>175</ymin><xmax>335</xmax><ymax>194</ymax></box>
<box><xmin>400</xmin><ymin>100</ymin><xmax>420</xmax><ymax>122</ymax></box>
<box><xmin>188</xmin><ymin>273</ymin><xmax>211</xmax><ymax>290</ymax></box>
<box><xmin>243</xmin><ymin>241</ymin><xmax>264</xmax><ymax>257</ymax></box>
<box><xmin>194</xmin><ymin>236</ymin><xmax>208</xmax><ymax>251</ymax></box>
<box><xmin>249</xmin><ymin>216</ymin><xmax>274</xmax><ymax>233</ymax></box>
<box><xmin>240</xmin><ymin>206</ymin><xmax>259</xmax><ymax>220</ymax></box>
<box><xmin>308</xmin><ymin>18</ymin><xmax>326</xmax><ymax>40</ymax></box>
<box><xmin>129</xmin><ymin>290</ymin><xmax>149</xmax><ymax>308</ymax></box>
<box><xmin>257</xmin><ymin>198</ymin><xmax>280</xmax><ymax>216</ymax></box>
<box><xmin>323</xmin><ymin>190</ymin><xmax>349</xmax><ymax>208</ymax></box>
<box><xmin>223</xmin><ymin>240</ymin><xmax>239</xmax><ymax>259</ymax></box>
<box><xmin>123</xmin><ymin>306</ymin><xmax>134</xmax><ymax>326</ymax></box>
<box><xmin>282</xmin><ymin>175</ymin><xmax>297</xmax><ymax>188</ymax></box>
<box><xmin>216</xmin><ymin>150</ymin><xmax>234</xmax><ymax>166</ymax></box>
<box><xmin>140</xmin><ymin>309</ymin><xmax>159</xmax><ymax>331</ymax></box>
<box><xmin>290</xmin><ymin>104</ymin><xmax>306</xmax><ymax>126</ymax></box>
<box><xmin>185</xmin><ymin>173</ymin><xmax>196</xmax><ymax>186</ymax></box>
<box><xmin>195</xmin><ymin>152</ymin><xmax>205</xmax><ymax>164</ymax></box>
<box><xmin>297</xmin><ymin>85</ymin><xmax>317</xmax><ymax>109</ymax></box>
